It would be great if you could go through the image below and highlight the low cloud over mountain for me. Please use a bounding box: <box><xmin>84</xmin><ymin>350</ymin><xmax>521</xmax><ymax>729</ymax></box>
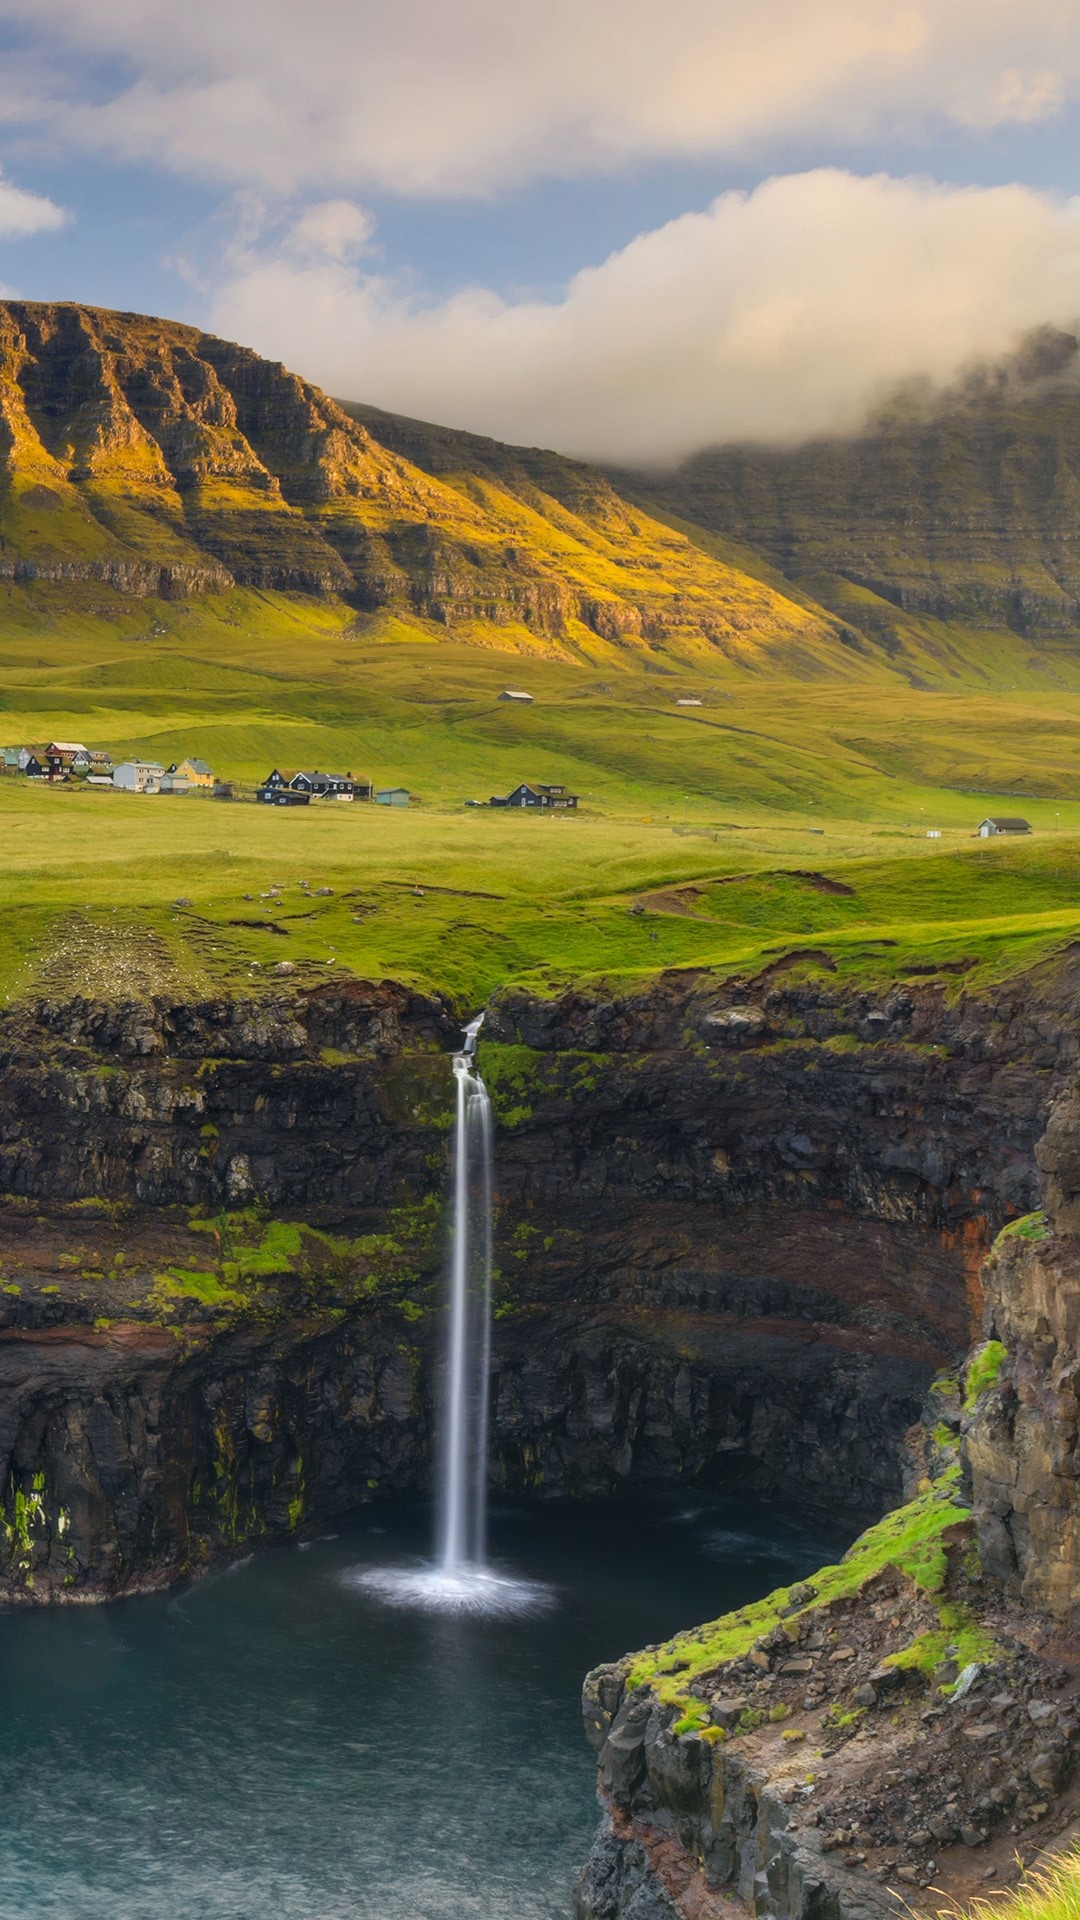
<box><xmin>213</xmin><ymin>170</ymin><xmax>1080</xmax><ymax>462</ymax></box>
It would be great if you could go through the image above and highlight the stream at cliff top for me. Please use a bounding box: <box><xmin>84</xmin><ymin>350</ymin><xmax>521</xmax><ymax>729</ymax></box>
<box><xmin>0</xmin><ymin>1494</ymin><xmax>848</xmax><ymax>1920</ymax></box>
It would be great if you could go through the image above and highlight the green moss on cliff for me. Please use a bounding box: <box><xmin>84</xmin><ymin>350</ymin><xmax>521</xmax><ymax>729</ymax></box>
<box><xmin>152</xmin><ymin>1266</ymin><xmax>241</xmax><ymax>1309</ymax></box>
<box><xmin>154</xmin><ymin>1199</ymin><xmax>443</xmax><ymax>1323</ymax></box>
<box><xmin>626</xmin><ymin>1469</ymin><xmax>968</xmax><ymax>1715</ymax></box>
<box><xmin>1</xmin><ymin>1474</ymin><xmax>48</xmax><ymax>1586</ymax></box>
<box><xmin>964</xmin><ymin>1339</ymin><xmax>1009</xmax><ymax>1410</ymax></box>
<box><xmin>477</xmin><ymin>1043</ymin><xmax>617</xmax><ymax>1130</ymax></box>
<box><xmin>998</xmin><ymin>1210</ymin><xmax>1050</xmax><ymax>1245</ymax></box>
<box><xmin>476</xmin><ymin>1043</ymin><xmax>544</xmax><ymax>1126</ymax></box>
<box><xmin>881</xmin><ymin>1607</ymin><xmax>1000</xmax><ymax>1683</ymax></box>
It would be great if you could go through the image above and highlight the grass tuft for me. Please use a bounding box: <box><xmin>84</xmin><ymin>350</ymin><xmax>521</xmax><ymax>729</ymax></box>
<box><xmin>964</xmin><ymin>1340</ymin><xmax>1009</xmax><ymax>1411</ymax></box>
<box><xmin>934</xmin><ymin>1848</ymin><xmax>1080</xmax><ymax>1920</ymax></box>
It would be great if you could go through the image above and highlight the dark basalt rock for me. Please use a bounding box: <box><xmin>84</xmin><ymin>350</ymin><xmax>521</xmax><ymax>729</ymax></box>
<box><xmin>0</xmin><ymin>960</ymin><xmax>1076</xmax><ymax>1604</ymax></box>
<box><xmin>966</xmin><ymin>1071</ymin><xmax>1080</xmax><ymax>1619</ymax></box>
<box><xmin>578</xmin><ymin>1553</ymin><xmax>1080</xmax><ymax>1920</ymax></box>
<box><xmin>575</xmin><ymin>1819</ymin><xmax>685</xmax><ymax>1920</ymax></box>
<box><xmin>567</xmin><ymin>956</ymin><xmax>1080</xmax><ymax>1920</ymax></box>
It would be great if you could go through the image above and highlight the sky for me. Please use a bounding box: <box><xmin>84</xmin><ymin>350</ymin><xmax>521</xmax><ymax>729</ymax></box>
<box><xmin>0</xmin><ymin>1</ymin><xmax>1079</xmax><ymax>460</ymax></box>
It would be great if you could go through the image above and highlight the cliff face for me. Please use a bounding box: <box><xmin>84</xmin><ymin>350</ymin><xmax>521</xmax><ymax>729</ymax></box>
<box><xmin>575</xmin><ymin>1495</ymin><xmax>1080</xmax><ymax>1920</ymax></box>
<box><xmin>569</xmin><ymin>958</ymin><xmax>1080</xmax><ymax>1920</ymax></box>
<box><xmin>967</xmin><ymin>1074</ymin><xmax>1080</xmax><ymax>1616</ymax></box>
<box><xmin>615</xmin><ymin>330</ymin><xmax>1080</xmax><ymax>638</ymax></box>
<box><xmin>0</xmin><ymin>301</ymin><xmax>843</xmax><ymax>659</ymax></box>
<box><xmin>0</xmin><ymin>961</ymin><xmax>1073</xmax><ymax>1603</ymax></box>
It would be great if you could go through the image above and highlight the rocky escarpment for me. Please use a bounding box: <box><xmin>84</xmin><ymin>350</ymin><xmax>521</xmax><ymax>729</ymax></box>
<box><xmin>616</xmin><ymin>328</ymin><xmax>1080</xmax><ymax>637</ymax></box>
<box><xmin>967</xmin><ymin>1068</ymin><xmax>1080</xmax><ymax>1618</ymax></box>
<box><xmin>0</xmin><ymin>300</ymin><xmax>840</xmax><ymax>654</ymax></box>
<box><xmin>571</xmin><ymin>956</ymin><xmax>1080</xmax><ymax>1920</ymax></box>
<box><xmin>0</xmin><ymin>957</ymin><xmax>1076</xmax><ymax>1603</ymax></box>
<box><xmin>576</xmin><ymin>1474</ymin><xmax>1080</xmax><ymax>1920</ymax></box>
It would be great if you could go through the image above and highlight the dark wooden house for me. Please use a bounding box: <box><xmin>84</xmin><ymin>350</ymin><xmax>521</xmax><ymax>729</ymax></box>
<box><xmin>490</xmin><ymin>782</ymin><xmax>578</xmax><ymax>810</ymax></box>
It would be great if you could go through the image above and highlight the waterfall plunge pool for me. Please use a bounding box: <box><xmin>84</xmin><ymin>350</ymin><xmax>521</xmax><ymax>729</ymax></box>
<box><xmin>0</xmin><ymin>1492</ymin><xmax>849</xmax><ymax>1920</ymax></box>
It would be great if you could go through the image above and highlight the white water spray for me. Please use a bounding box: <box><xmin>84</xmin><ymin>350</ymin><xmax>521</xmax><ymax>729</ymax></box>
<box><xmin>438</xmin><ymin>1013</ymin><xmax>493</xmax><ymax>1576</ymax></box>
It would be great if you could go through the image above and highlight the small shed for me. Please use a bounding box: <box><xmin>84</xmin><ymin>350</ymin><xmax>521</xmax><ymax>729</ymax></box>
<box><xmin>375</xmin><ymin>787</ymin><xmax>410</xmax><ymax>807</ymax></box>
<box><xmin>499</xmin><ymin>690</ymin><xmax>534</xmax><ymax>704</ymax></box>
<box><xmin>977</xmin><ymin>817</ymin><xmax>1032</xmax><ymax>837</ymax></box>
<box><xmin>676</xmin><ymin>698</ymin><xmax>702</xmax><ymax>707</ymax></box>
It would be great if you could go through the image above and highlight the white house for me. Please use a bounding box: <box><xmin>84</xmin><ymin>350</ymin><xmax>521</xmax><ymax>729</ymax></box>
<box><xmin>113</xmin><ymin>761</ymin><xmax>165</xmax><ymax>794</ymax></box>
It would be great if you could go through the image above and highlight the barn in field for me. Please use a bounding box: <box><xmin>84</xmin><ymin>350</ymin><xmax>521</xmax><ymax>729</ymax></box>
<box><xmin>976</xmin><ymin>817</ymin><xmax>1031</xmax><ymax>837</ymax></box>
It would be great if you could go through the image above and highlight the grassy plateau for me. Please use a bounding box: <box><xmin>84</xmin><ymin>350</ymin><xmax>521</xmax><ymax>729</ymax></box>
<box><xmin>4</xmin><ymin>585</ymin><xmax>1080</xmax><ymax>1007</ymax></box>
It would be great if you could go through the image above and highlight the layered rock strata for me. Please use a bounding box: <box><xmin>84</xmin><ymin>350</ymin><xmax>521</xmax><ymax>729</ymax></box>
<box><xmin>0</xmin><ymin>959</ymin><xmax>1074</xmax><ymax>1602</ymax></box>
<box><xmin>967</xmin><ymin>1074</ymin><xmax>1080</xmax><ymax>1617</ymax></box>
<box><xmin>0</xmin><ymin>300</ymin><xmax>836</xmax><ymax>652</ymax></box>
<box><xmin>573</xmin><ymin>957</ymin><xmax>1080</xmax><ymax>1920</ymax></box>
<box><xmin>576</xmin><ymin>1521</ymin><xmax>1080</xmax><ymax>1920</ymax></box>
<box><xmin>615</xmin><ymin>330</ymin><xmax>1080</xmax><ymax>635</ymax></box>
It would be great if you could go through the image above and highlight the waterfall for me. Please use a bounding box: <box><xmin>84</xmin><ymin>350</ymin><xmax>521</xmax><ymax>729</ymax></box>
<box><xmin>439</xmin><ymin>1014</ymin><xmax>493</xmax><ymax>1576</ymax></box>
<box><xmin>351</xmin><ymin>1012</ymin><xmax>549</xmax><ymax>1615</ymax></box>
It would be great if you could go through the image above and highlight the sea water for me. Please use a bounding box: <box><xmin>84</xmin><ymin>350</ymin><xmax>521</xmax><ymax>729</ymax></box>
<box><xmin>0</xmin><ymin>1494</ymin><xmax>848</xmax><ymax>1920</ymax></box>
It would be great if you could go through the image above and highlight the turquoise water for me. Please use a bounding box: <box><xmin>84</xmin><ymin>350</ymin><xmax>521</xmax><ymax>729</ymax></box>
<box><xmin>0</xmin><ymin>1496</ymin><xmax>845</xmax><ymax>1920</ymax></box>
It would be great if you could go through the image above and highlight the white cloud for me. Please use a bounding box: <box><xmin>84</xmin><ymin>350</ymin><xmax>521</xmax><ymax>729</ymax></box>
<box><xmin>209</xmin><ymin>171</ymin><xmax>1080</xmax><ymax>462</ymax></box>
<box><xmin>283</xmin><ymin>200</ymin><xmax>376</xmax><ymax>264</ymax></box>
<box><xmin>0</xmin><ymin>0</ymin><xmax>1077</xmax><ymax>195</ymax></box>
<box><xmin>0</xmin><ymin>171</ymin><xmax>66</xmax><ymax>239</ymax></box>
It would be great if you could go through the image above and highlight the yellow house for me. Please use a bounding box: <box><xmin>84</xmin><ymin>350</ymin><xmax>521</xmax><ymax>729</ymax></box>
<box><xmin>168</xmin><ymin>757</ymin><xmax>215</xmax><ymax>788</ymax></box>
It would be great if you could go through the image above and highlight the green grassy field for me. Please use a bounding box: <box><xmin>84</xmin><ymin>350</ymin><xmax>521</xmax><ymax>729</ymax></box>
<box><xmin>4</xmin><ymin>585</ymin><xmax>1080</xmax><ymax>1006</ymax></box>
<box><xmin>4</xmin><ymin>586</ymin><xmax>1080</xmax><ymax>813</ymax></box>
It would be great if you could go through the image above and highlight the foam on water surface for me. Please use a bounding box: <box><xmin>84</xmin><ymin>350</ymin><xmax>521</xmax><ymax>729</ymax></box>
<box><xmin>344</xmin><ymin>1561</ymin><xmax>554</xmax><ymax>1618</ymax></box>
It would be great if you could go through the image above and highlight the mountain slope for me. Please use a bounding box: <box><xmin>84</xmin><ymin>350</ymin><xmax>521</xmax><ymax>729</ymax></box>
<box><xmin>346</xmin><ymin>389</ymin><xmax>1080</xmax><ymax>693</ymax></box>
<box><xmin>0</xmin><ymin>301</ymin><xmax>862</xmax><ymax>672</ymax></box>
<box><xmin>609</xmin><ymin>328</ymin><xmax>1080</xmax><ymax>648</ymax></box>
<box><xmin>342</xmin><ymin>395</ymin><xmax>895</xmax><ymax>675</ymax></box>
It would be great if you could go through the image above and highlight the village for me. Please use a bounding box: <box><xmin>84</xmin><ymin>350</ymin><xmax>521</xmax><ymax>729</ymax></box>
<box><xmin>0</xmin><ymin>740</ymin><xmax>582</xmax><ymax>812</ymax></box>
<box><xmin>0</xmin><ymin>744</ymin><xmax>1037</xmax><ymax>835</ymax></box>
